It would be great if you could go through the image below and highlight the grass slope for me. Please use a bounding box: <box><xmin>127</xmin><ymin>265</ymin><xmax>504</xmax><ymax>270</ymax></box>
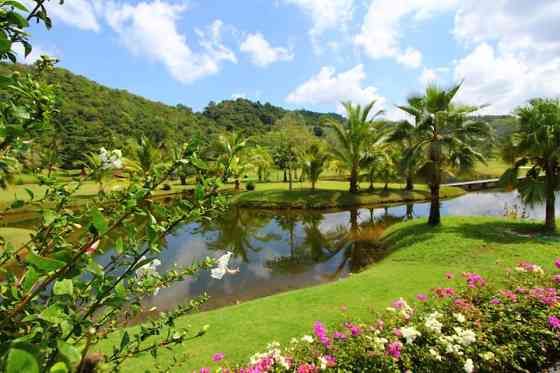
<box><xmin>233</xmin><ymin>181</ymin><xmax>464</xmax><ymax>209</ymax></box>
<box><xmin>101</xmin><ymin>216</ymin><xmax>560</xmax><ymax>371</ymax></box>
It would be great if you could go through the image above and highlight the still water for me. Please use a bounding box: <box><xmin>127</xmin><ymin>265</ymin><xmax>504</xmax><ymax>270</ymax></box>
<box><xmin>136</xmin><ymin>190</ymin><xmax>559</xmax><ymax>311</ymax></box>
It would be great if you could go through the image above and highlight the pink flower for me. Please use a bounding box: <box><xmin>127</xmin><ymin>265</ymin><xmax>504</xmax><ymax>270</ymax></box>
<box><xmin>515</xmin><ymin>287</ymin><xmax>527</xmax><ymax>294</ymax></box>
<box><xmin>322</xmin><ymin>355</ymin><xmax>336</xmax><ymax>368</ymax></box>
<box><xmin>553</xmin><ymin>275</ymin><xmax>560</xmax><ymax>284</ymax></box>
<box><xmin>386</xmin><ymin>341</ymin><xmax>403</xmax><ymax>360</ymax></box>
<box><xmin>314</xmin><ymin>321</ymin><xmax>331</xmax><ymax>348</ymax></box>
<box><xmin>200</xmin><ymin>369</ymin><xmax>210</xmax><ymax>373</ymax></box>
<box><xmin>392</xmin><ymin>298</ymin><xmax>406</xmax><ymax>309</ymax></box>
<box><xmin>212</xmin><ymin>352</ymin><xmax>224</xmax><ymax>362</ymax></box>
<box><xmin>463</xmin><ymin>272</ymin><xmax>486</xmax><ymax>288</ymax></box>
<box><xmin>548</xmin><ymin>316</ymin><xmax>560</xmax><ymax>329</ymax></box>
<box><xmin>333</xmin><ymin>331</ymin><xmax>347</xmax><ymax>340</ymax></box>
<box><xmin>499</xmin><ymin>290</ymin><xmax>517</xmax><ymax>302</ymax></box>
<box><xmin>555</xmin><ymin>259</ymin><xmax>560</xmax><ymax>269</ymax></box>
<box><xmin>375</xmin><ymin>319</ymin><xmax>385</xmax><ymax>330</ymax></box>
<box><xmin>393</xmin><ymin>328</ymin><xmax>402</xmax><ymax>337</ymax></box>
<box><xmin>344</xmin><ymin>322</ymin><xmax>362</xmax><ymax>337</ymax></box>
<box><xmin>433</xmin><ymin>287</ymin><xmax>455</xmax><ymax>298</ymax></box>
<box><xmin>446</xmin><ymin>272</ymin><xmax>454</xmax><ymax>280</ymax></box>
<box><xmin>416</xmin><ymin>293</ymin><xmax>428</xmax><ymax>302</ymax></box>
<box><xmin>85</xmin><ymin>240</ymin><xmax>100</xmax><ymax>255</ymax></box>
<box><xmin>490</xmin><ymin>298</ymin><xmax>501</xmax><ymax>305</ymax></box>
<box><xmin>453</xmin><ymin>298</ymin><xmax>473</xmax><ymax>310</ymax></box>
<box><xmin>297</xmin><ymin>363</ymin><xmax>318</xmax><ymax>373</ymax></box>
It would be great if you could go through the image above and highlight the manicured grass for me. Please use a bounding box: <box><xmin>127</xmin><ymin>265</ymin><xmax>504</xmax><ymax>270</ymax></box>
<box><xmin>233</xmin><ymin>180</ymin><xmax>465</xmax><ymax>209</ymax></box>
<box><xmin>100</xmin><ymin>216</ymin><xmax>560</xmax><ymax>372</ymax></box>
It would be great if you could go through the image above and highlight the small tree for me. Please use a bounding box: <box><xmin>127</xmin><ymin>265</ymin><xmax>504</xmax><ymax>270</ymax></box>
<box><xmin>302</xmin><ymin>144</ymin><xmax>329</xmax><ymax>191</ymax></box>
<box><xmin>500</xmin><ymin>98</ymin><xmax>560</xmax><ymax>231</ymax></box>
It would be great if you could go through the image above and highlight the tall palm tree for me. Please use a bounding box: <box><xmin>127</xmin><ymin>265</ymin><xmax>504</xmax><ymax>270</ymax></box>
<box><xmin>398</xmin><ymin>83</ymin><xmax>491</xmax><ymax>226</ymax></box>
<box><xmin>500</xmin><ymin>98</ymin><xmax>560</xmax><ymax>231</ymax></box>
<box><xmin>327</xmin><ymin>101</ymin><xmax>384</xmax><ymax>193</ymax></box>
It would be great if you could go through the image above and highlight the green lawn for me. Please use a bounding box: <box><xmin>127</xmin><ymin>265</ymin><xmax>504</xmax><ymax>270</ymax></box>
<box><xmin>233</xmin><ymin>180</ymin><xmax>465</xmax><ymax>209</ymax></box>
<box><xmin>100</xmin><ymin>216</ymin><xmax>560</xmax><ymax>372</ymax></box>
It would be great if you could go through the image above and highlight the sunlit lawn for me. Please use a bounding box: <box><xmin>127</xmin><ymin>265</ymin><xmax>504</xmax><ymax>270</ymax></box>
<box><xmin>99</xmin><ymin>216</ymin><xmax>560</xmax><ymax>371</ymax></box>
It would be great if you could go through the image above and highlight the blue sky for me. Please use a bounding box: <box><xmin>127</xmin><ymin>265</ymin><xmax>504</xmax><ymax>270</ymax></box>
<box><xmin>23</xmin><ymin>0</ymin><xmax>560</xmax><ymax>118</ymax></box>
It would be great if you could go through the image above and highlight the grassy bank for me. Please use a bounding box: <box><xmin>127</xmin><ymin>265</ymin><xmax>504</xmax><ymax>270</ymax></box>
<box><xmin>101</xmin><ymin>216</ymin><xmax>560</xmax><ymax>371</ymax></box>
<box><xmin>233</xmin><ymin>181</ymin><xmax>465</xmax><ymax>209</ymax></box>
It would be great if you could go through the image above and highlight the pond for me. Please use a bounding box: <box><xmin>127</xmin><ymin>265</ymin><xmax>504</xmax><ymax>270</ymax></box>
<box><xmin>137</xmin><ymin>190</ymin><xmax>560</xmax><ymax>312</ymax></box>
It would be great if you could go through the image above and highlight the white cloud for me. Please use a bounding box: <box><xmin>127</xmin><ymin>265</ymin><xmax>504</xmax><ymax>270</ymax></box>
<box><xmin>282</xmin><ymin>0</ymin><xmax>354</xmax><ymax>48</ymax></box>
<box><xmin>39</xmin><ymin>0</ymin><xmax>100</xmax><ymax>31</ymax></box>
<box><xmin>240</xmin><ymin>33</ymin><xmax>293</xmax><ymax>67</ymax></box>
<box><xmin>419</xmin><ymin>67</ymin><xmax>438</xmax><ymax>86</ymax></box>
<box><xmin>396</xmin><ymin>48</ymin><xmax>422</xmax><ymax>69</ymax></box>
<box><xmin>452</xmin><ymin>0</ymin><xmax>560</xmax><ymax>114</ymax></box>
<box><xmin>286</xmin><ymin>64</ymin><xmax>386</xmax><ymax>114</ymax></box>
<box><xmin>354</xmin><ymin>0</ymin><xmax>458</xmax><ymax>68</ymax></box>
<box><xmin>103</xmin><ymin>1</ymin><xmax>236</xmax><ymax>84</ymax></box>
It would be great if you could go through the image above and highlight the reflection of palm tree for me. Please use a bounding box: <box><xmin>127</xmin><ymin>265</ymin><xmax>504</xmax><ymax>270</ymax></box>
<box><xmin>200</xmin><ymin>207</ymin><xmax>277</xmax><ymax>262</ymax></box>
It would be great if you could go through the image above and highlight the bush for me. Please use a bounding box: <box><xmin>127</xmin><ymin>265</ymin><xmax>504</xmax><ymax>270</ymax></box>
<box><xmin>246</xmin><ymin>181</ymin><xmax>256</xmax><ymax>191</ymax></box>
<box><xmin>201</xmin><ymin>260</ymin><xmax>560</xmax><ymax>372</ymax></box>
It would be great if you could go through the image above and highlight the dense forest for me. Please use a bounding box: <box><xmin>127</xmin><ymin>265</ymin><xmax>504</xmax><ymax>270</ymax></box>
<box><xmin>0</xmin><ymin>63</ymin><xmax>343</xmax><ymax>166</ymax></box>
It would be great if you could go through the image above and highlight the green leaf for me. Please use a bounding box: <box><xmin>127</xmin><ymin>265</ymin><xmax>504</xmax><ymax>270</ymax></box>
<box><xmin>91</xmin><ymin>209</ymin><xmax>108</xmax><ymax>234</ymax></box>
<box><xmin>120</xmin><ymin>331</ymin><xmax>130</xmax><ymax>350</ymax></box>
<box><xmin>49</xmin><ymin>362</ymin><xmax>69</xmax><ymax>373</ymax></box>
<box><xmin>24</xmin><ymin>188</ymin><xmax>34</xmax><ymax>200</ymax></box>
<box><xmin>21</xmin><ymin>267</ymin><xmax>39</xmax><ymax>292</ymax></box>
<box><xmin>26</xmin><ymin>251</ymin><xmax>66</xmax><ymax>273</ymax></box>
<box><xmin>5</xmin><ymin>1</ymin><xmax>29</xmax><ymax>12</ymax></box>
<box><xmin>43</xmin><ymin>210</ymin><xmax>56</xmax><ymax>226</ymax></box>
<box><xmin>194</xmin><ymin>185</ymin><xmax>204</xmax><ymax>201</ymax></box>
<box><xmin>191</xmin><ymin>157</ymin><xmax>208</xmax><ymax>170</ymax></box>
<box><xmin>57</xmin><ymin>340</ymin><xmax>81</xmax><ymax>366</ymax></box>
<box><xmin>39</xmin><ymin>304</ymin><xmax>68</xmax><ymax>325</ymax></box>
<box><xmin>53</xmin><ymin>279</ymin><xmax>73</xmax><ymax>296</ymax></box>
<box><xmin>5</xmin><ymin>347</ymin><xmax>39</xmax><ymax>373</ymax></box>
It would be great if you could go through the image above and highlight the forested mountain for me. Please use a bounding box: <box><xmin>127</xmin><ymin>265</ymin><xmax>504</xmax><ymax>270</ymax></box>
<box><xmin>0</xmin><ymin>63</ymin><xmax>342</xmax><ymax>166</ymax></box>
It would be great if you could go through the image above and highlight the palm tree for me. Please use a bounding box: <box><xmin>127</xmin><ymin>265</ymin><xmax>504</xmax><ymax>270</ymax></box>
<box><xmin>500</xmin><ymin>98</ymin><xmax>560</xmax><ymax>231</ymax></box>
<box><xmin>327</xmin><ymin>101</ymin><xmax>384</xmax><ymax>193</ymax></box>
<box><xmin>302</xmin><ymin>144</ymin><xmax>329</xmax><ymax>191</ymax></box>
<box><xmin>389</xmin><ymin>98</ymin><xmax>425</xmax><ymax>191</ymax></box>
<box><xmin>136</xmin><ymin>136</ymin><xmax>161</xmax><ymax>178</ymax></box>
<box><xmin>398</xmin><ymin>83</ymin><xmax>491</xmax><ymax>226</ymax></box>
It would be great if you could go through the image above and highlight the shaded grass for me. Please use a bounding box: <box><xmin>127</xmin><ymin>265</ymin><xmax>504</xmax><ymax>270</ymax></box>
<box><xmin>99</xmin><ymin>216</ymin><xmax>560</xmax><ymax>371</ymax></box>
<box><xmin>233</xmin><ymin>181</ymin><xmax>465</xmax><ymax>209</ymax></box>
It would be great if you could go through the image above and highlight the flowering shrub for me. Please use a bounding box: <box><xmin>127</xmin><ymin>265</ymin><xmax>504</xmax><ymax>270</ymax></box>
<box><xmin>202</xmin><ymin>260</ymin><xmax>560</xmax><ymax>372</ymax></box>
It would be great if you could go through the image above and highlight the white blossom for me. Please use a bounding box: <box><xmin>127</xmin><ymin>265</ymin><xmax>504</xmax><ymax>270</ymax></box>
<box><xmin>302</xmin><ymin>335</ymin><xmax>314</xmax><ymax>343</ymax></box>
<box><xmin>454</xmin><ymin>313</ymin><xmax>466</xmax><ymax>323</ymax></box>
<box><xmin>480</xmin><ymin>351</ymin><xmax>495</xmax><ymax>361</ymax></box>
<box><xmin>425</xmin><ymin>311</ymin><xmax>443</xmax><ymax>334</ymax></box>
<box><xmin>400</xmin><ymin>326</ymin><xmax>421</xmax><ymax>344</ymax></box>
<box><xmin>210</xmin><ymin>251</ymin><xmax>240</xmax><ymax>279</ymax></box>
<box><xmin>464</xmin><ymin>358</ymin><xmax>474</xmax><ymax>373</ymax></box>
<box><xmin>99</xmin><ymin>147</ymin><xmax>123</xmax><ymax>170</ymax></box>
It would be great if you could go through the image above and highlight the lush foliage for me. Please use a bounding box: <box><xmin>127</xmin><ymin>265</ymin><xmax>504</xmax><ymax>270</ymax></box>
<box><xmin>500</xmin><ymin>98</ymin><xmax>560</xmax><ymax>231</ymax></box>
<box><xmin>203</xmin><ymin>259</ymin><xmax>560</xmax><ymax>372</ymax></box>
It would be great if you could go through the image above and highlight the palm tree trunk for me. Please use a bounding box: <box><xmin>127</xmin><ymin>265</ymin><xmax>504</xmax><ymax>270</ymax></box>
<box><xmin>311</xmin><ymin>179</ymin><xmax>316</xmax><ymax>191</ymax></box>
<box><xmin>283</xmin><ymin>168</ymin><xmax>288</xmax><ymax>182</ymax></box>
<box><xmin>349</xmin><ymin>163</ymin><xmax>358</xmax><ymax>193</ymax></box>
<box><xmin>428</xmin><ymin>183</ymin><xmax>441</xmax><ymax>226</ymax></box>
<box><xmin>545</xmin><ymin>171</ymin><xmax>557</xmax><ymax>231</ymax></box>
<box><xmin>179</xmin><ymin>175</ymin><xmax>187</xmax><ymax>185</ymax></box>
<box><xmin>405</xmin><ymin>175</ymin><xmax>413</xmax><ymax>191</ymax></box>
<box><xmin>288</xmin><ymin>167</ymin><xmax>293</xmax><ymax>191</ymax></box>
<box><xmin>234</xmin><ymin>179</ymin><xmax>240</xmax><ymax>192</ymax></box>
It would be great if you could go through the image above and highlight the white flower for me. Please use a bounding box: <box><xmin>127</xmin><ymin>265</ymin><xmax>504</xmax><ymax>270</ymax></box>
<box><xmin>400</xmin><ymin>326</ymin><xmax>421</xmax><ymax>344</ymax></box>
<box><xmin>425</xmin><ymin>311</ymin><xmax>443</xmax><ymax>334</ymax></box>
<box><xmin>429</xmin><ymin>348</ymin><xmax>442</xmax><ymax>361</ymax></box>
<box><xmin>99</xmin><ymin>148</ymin><xmax>123</xmax><ymax>170</ymax></box>
<box><xmin>278</xmin><ymin>356</ymin><xmax>291</xmax><ymax>369</ymax></box>
<box><xmin>454</xmin><ymin>313</ymin><xmax>466</xmax><ymax>323</ymax></box>
<box><xmin>464</xmin><ymin>358</ymin><xmax>474</xmax><ymax>373</ymax></box>
<box><xmin>302</xmin><ymin>335</ymin><xmax>314</xmax><ymax>343</ymax></box>
<box><xmin>454</xmin><ymin>327</ymin><xmax>476</xmax><ymax>346</ymax></box>
<box><xmin>373</xmin><ymin>337</ymin><xmax>388</xmax><ymax>352</ymax></box>
<box><xmin>318</xmin><ymin>356</ymin><xmax>328</xmax><ymax>370</ymax></box>
<box><xmin>135</xmin><ymin>256</ymin><xmax>161</xmax><ymax>295</ymax></box>
<box><xmin>210</xmin><ymin>251</ymin><xmax>240</xmax><ymax>279</ymax></box>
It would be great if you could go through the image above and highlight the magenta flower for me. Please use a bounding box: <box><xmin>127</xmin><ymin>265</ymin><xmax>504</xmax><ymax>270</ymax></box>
<box><xmin>548</xmin><ymin>316</ymin><xmax>560</xmax><ymax>329</ymax></box>
<box><xmin>297</xmin><ymin>363</ymin><xmax>318</xmax><ymax>373</ymax></box>
<box><xmin>212</xmin><ymin>352</ymin><xmax>225</xmax><ymax>362</ymax></box>
<box><xmin>314</xmin><ymin>321</ymin><xmax>331</xmax><ymax>348</ymax></box>
<box><xmin>553</xmin><ymin>275</ymin><xmax>560</xmax><ymax>284</ymax></box>
<box><xmin>333</xmin><ymin>331</ymin><xmax>347</xmax><ymax>340</ymax></box>
<box><xmin>386</xmin><ymin>341</ymin><xmax>403</xmax><ymax>360</ymax></box>
<box><xmin>416</xmin><ymin>293</ymin><xmax>428</xmax><ymax>302</ymax></box>
<box><xmin>446</xmin><ymin>272</ymin><xmax>454</xmax><ymax>280</ymax></box>
<box><xmin>499</xmin><ymin>290</ymin><xmax>517</xmax><ymax>302</ymax></box>
<box><xmin>200</xmin><ymin>368</ymin><xmax>210</xmax><ymax>373</ymax></box>
<box><xmin>433</xmin><ymin>287</ymin><xmax>455</xmax><ymax>298</ymax></box>
<box><xmin>393</xmin><ymin>328</ymin><xmax>402</xmax><ymax>337</ymax></box>
<box><xmin>490</xmin><ymin>298</ymin><xmax>501</xmax><ymax>305</ymax></box>
<box><xmin>555</xmin><ymin>259</ymin><xmax>560</xmax><ymax>269</ymax></box>
<box><xmin>322</xmin><ymin>355</ymin><xmax>337</xmax><ymax>368</ymax></box>
<box><xmin>344</xmin><ymin>322</ymin><xmax>361</xmax><ymax>337</ymax></box>
<box><xmin>463</xmin><ymin>272</ymin><xmax>486</xmax><ymax>288</ymax></box>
